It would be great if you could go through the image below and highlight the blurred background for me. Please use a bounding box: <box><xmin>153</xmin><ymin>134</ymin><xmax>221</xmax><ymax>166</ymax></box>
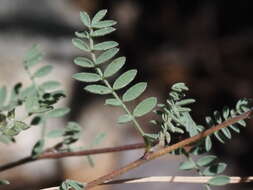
<box><xmin>0</xmin><ymin>0</ymin><xmax>253</xmax><ymax>189</ymax></box>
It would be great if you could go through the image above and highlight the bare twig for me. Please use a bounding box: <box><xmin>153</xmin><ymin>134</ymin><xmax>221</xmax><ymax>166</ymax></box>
<box><xmin>0</xmin><ymin>142</ymin><xmax>146</xmax><ymax>172</ymax></box>
<box><xmin>106</xmin><ymin>176</ymin><xmax>253</xmax><ymax>184</ymax></box>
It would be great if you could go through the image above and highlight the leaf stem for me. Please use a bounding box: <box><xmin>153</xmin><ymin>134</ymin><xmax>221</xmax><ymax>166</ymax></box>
<box><xmin>0</xmin><ymin>142</ymin><xmax>146</xmax><ymax>172</ymax></box>
<box><xmin>87</xmin><ymin>28</ymin><xmax>145</xmax><ymax>138</ymax></box>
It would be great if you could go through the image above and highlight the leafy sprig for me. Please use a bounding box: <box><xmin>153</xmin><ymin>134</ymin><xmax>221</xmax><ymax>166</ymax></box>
<box><xmin>72</xmin><ymin>10</ymin><xmax>157</xmax><ymax>143</ymax></box>
<box><xmin>151</xmin><ymin>82</ymin><xmax>251</xmax><ymax>189</ymax></box>
<box><xmin>204</xmin><ymin>98</ymin><xmax>251</xmax><ymax>150</ymax></box>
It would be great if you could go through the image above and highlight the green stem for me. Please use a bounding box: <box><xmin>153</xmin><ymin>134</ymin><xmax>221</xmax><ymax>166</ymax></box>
<box><xmin>87</xmin><ymin>28</ymin><xmax>145</xmax><ymax>138</ymax></box>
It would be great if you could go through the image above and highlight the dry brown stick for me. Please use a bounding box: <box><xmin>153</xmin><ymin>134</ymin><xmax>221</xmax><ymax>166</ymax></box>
<box><xmin>85</xmin><ymin>110</ymin><xmax>253</xmax><ymax>189</ymax></box>
<box><xmin>105</xmin><ymin>176</ymin><xmax>253</xmax><ymax>184</ymax></box>
<box><xmin>0</xmin><ymin>142</ymin><xmax>146</xmax><ymax>172</ymax></box>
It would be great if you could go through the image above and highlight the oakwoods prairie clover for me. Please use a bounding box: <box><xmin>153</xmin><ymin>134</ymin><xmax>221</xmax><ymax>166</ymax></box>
<box><xmin>0</xmin><ymin>9</ymin><xmax>253</xmax><ymax>190</ymax></box>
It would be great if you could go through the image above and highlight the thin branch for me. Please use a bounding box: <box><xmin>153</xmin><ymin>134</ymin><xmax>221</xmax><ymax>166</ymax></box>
<box><xmin>0</xmin><ymin>142</ymin><xmax>146</xmax><ymax>172</ymax></box>
<box><xmin>40</xmin><ymin>176</ymin><xmax>253</xmax><ymax>190</ymax></box>
<box><xmin>85</xmin><ymin>110</ymin><xmax>253</xmax><ymax>189</ymax></box>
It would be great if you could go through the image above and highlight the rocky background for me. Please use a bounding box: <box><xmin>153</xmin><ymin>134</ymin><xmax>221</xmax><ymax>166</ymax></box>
<box><xmin>0</xmin><ymin>0</ymin><xmax>253</xmax><ymax>190</ymax></box>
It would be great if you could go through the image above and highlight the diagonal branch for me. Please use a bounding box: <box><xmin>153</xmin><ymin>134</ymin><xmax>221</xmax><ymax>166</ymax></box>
<box><xmin>105</xmin><ymin>176</ymin><xmax>253</xmax><ymax>184</ymax></box>
<box><xmin>85</xmin><ymin>110</ymin><xmax>253</xmax><ymax>189</ymax></box>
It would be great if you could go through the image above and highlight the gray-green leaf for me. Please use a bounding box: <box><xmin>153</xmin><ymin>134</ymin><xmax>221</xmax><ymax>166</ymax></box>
<box><xmin>24</xmin><ymin>44</ymin><xmax>43</xmax><ymax>67</ymax></box>
<box><xmin>73</xmin><ymin>72</ymin><xmax>101</xmax><ymax>82</ymax></box>
<box><xmin>105</xmin><ymin>98</ymin><xmax>121</xmax><ymax>106</ymax></box>
<box><xmin>47</xmin><ymin>129</ymin><xmax>65</xmax><ymax>138</ymax></box>
<box><xmin>19</xmin><ymin>85</ymin><xmax>36</xmax><ymax>99</ymax></box>
<box><xmin>117</xmin><ymin>114</ymin><xmax>133</xmax><ymax>124</ymax></box>
<box><xmin>175</xmin><ymin>99</ymin><xmax>196</xmax><ymax>106</ymax></box>
<box><xmin>92</xmin><ymin>20</ymin><xmax>117</xmax><ymax>28</ymax></box>
<box><xmin>15</xmin><ymin>121</ymin><xmax>30</xmax><ymax>130</ymax></box>
<box><xmin>0</xmin><ymin>86</ymin><xmax>7</xmax><ymax>107</ymax></box>
<box><xmin>92</xmin><ymin>9</ymin><xmax>107</xmax><ymax>25</ymax></box>
<box><xmin>197</xmin><ymin>155</ymin><xmax>217</xmax><ymax>167</ymax></box>
<box><xmin>25</xmin><ymin>95</ymin><xmax>39</xmax><ymax>113</ymax></box>
<box><xmin>0</xmin><ymin>179</ymin><xmax>10</xmax><ymax>185</ymax></box>
<box><xmin>72</xmin><ymin>38</ymin><xmax>90</xmax><ymax>52</ymax></box>
<box><xmin>179</xmin><ymin>160</ymin><xmax>195</xmax><ymax>170</ymax></box>
<box><xmin>46</xmin><ymin>107</ymin><xmax>70</xmax><ymax>118</ymax></box>
<box><xmin>205</xmin><ymin>136</ymin><xmax>212</xmax><ymax>152</ymax></box>
<box><xmin>203</xmin><ymin>163</ymin><xmax>227</xmax><ymax>176</ymax></box>
<box><xmin>104</xmin><ymin>57</ymin><xmax>126</xmax><ymax>78</ymax></box>
<box><xmin>221</xmin><ymin>127</ymin><xmax>231</xmax><ymax>139</ymax></box>
<box><xmin>84</xmin><ymin>85</ymin><xmax>111</xmax><ymax>95</ymax></box>
<box><xmin>40</xmin><ymin>81</ymin><xmax>61</xmax><ymax>91</ymax></box>
<box><xmin>208</xmin><ymin>176</ymin><xmax>230</xmax><ymax>186</ymax></box>
<box><xmin>123</xmin><ymin>82</ymin><xmax>147</xmax><ymax>102</ymax></box>
<box><xmin>33</xmin><ymin>65</ymin><xmax>53</xmax><ymax>78</ymax></box>
<box><xmin>133</xmin><ymin>97</ymin><xmax>157</xmax><ymax>117</ymax></box>
<box><xmin>74</xmin><ymin>57</ymin><xmax>94</xmax><ymax>68</ymax></box>
<box><xmin>80</xmin><ymin>11</ymin><xmax>91</xmax><ymax>27</ymax></box>
<box><xmin>93</xmin><ymin>41</ymin><xmax>118</xmax><ymax>51</ymax></box>
<box><xmin>31</xmin><ymin>139</ymin><xmax>45</xmax><ymax>158</ymax></box>
<box><xmin>91</xmin><ymin>27</ymin><xmax>116</xmax><ymax>37</ymax></box>
<box><xmin>75</xmin><ymin>31</ymin><xmax>89</xmax><ymax>39</ymax></box>
<box><xmin>96</xmin><ymin>48</ymin><xmax>119</xmax><ymax>65</ymax></box>
<box><xmin>113</xmin><ymin>69</ymin><xmax>137</xmax><ymax>90</ymax></box>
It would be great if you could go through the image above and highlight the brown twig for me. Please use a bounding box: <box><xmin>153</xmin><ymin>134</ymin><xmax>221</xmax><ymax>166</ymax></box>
<box><xmin>0</xmin><ymin>142</ymin><xmax>146</xmax><ymax>172</ymax></box>
<box><xmin>85</xmin><ymin>110</ymin><xmax>253</xmax><ymax>189</ymax></box>
<box><xmin>105</xmin><ymin>176</ymin><xmax>253</xmax><ymax>184</ymax></box>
